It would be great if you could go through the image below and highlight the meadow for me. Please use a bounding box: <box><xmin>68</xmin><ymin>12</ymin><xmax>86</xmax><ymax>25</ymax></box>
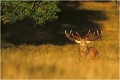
<box><xmin>1</xmin><ymin>2</ymin><xmax>119</xmax><ymax>79</ymax></box>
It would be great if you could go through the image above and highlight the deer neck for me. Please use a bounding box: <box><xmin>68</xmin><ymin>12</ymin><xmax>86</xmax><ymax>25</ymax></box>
<box><xmin>79</xmin><ymin>45</ymin><xmax>89</xmax><ymax>55</ymax></box>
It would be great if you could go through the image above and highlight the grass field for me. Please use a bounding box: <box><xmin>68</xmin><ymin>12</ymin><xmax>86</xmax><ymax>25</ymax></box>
<box><xmin>1</xmin><ymin>2</ymin><xmax>119</xmax><ymax>79</ymax></box>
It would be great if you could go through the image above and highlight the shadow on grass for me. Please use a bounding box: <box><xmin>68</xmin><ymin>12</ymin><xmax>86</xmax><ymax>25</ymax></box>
<box><xmin>1</xmin><ymin>1</ymin><xmax>108</xmax><ymax>47</ymax></box>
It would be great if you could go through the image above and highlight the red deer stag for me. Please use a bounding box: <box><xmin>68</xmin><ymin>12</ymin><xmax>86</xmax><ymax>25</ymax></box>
<box><xmin>65</xmin><ymin>30</ymin><xmax>102</xmax><ymax>60</ymax></box>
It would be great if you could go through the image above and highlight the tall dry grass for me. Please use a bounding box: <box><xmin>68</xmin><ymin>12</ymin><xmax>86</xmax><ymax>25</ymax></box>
<box><xmin>1</xmin><ymin>2</ymin><xmax>119</xmax><ymax>79</ymax></box>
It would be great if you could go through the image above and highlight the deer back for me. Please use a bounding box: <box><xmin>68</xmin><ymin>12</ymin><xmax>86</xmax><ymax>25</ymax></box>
<box><xmin>86</xmin><ymin>47</ymin><xmax>99</xmax><ymax>60</ymax></box>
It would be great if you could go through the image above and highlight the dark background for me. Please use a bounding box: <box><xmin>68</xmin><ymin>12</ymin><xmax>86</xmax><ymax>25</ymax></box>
<box><xmin>1</xmin><ymin>1</ymin><xmax>108</xmax><ymax>46</ymax></box>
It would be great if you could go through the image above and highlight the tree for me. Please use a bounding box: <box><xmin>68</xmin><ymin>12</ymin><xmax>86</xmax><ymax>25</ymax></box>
<box><xmin>1</xmin><ymin>1</ymin><xmax>60</xmax><ymax>25</ymax></box>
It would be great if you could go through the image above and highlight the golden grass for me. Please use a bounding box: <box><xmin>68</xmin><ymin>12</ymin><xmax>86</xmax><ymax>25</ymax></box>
<box><xmin>1</xmin><ymin>43</ymin><xmax>119</xmax><ymax>79</ymax></box>
<box><xmin>1</xmin><ymin>1</ymin><xmax>119</xmax><ymax>79</ymax></box>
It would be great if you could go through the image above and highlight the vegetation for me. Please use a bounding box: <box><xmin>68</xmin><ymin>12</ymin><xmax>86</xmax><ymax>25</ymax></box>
<box><xmin>1</xmin><ymin>2</ymin><xmax>119</xmax><ymax>79</ymax></box>
<box><xmin>1</xmin><ymin>1</ymin><xmax>60</xmax><ymax>25</ymax></box>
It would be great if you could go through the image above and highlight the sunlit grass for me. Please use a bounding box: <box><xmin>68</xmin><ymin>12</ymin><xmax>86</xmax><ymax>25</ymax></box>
<box><xmin>1</xmin><ymin>41</ymin><xmax>119</xmax><ymax>78</ymax></box>
<box><xmin>1</xmin><ymin>1</ymin><xmax>119</xmax><ymax>79</ymax></box>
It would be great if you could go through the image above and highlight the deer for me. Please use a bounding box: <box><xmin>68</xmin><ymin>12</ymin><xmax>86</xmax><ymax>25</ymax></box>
<box><xmin>65</xmin><ymin>30</ymin><xmax>102</xmax><ymax>60</ymax></box>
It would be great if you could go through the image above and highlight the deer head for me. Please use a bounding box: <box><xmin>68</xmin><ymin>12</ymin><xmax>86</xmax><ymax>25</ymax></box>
<box><xmin>65</xmin><ymin>30</ymin><xmax>102</xmax><ymax>58</ymax></box>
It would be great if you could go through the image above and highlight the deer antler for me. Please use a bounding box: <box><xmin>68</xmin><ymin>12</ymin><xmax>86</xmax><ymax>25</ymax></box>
<box><xmin>86</xmin><ymin>30</ymin><xmax>103</xmax><ymax>41</ymax></box>
<box><xmin>65</xmin><ymin>30</ymin><xmax>74</xmax><ymax>41</ymax></box>
<box><xmin>86</xmin><ymin>30</ymin><xmax>90</xmax><ymax>40</ymax></box>
<box><xmin>65</xmin><ymin>30</ymin><xmax>81</xmax><ymax>41</ymax></box>
<box><xmin>76</xmin><ymin>31</ymin><xmax>81</xmax><ymax>38</ymax></box>
<box><xmin>93</xmin><ymin>30</ymin><xmax>103</xmax><ymax>40</ymax></box>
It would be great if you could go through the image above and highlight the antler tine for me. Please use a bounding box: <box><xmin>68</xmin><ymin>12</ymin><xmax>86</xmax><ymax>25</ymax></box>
<box><xmin>99</xmin><ymin>31</ymin><xmax>103</xmax><ymax>37</ymax></box>
<box><xmin>76</xmin><ymin>31</ymin><xmax>81</xmax><ymax>39</ymax></box>
<box><xmin>97</xmin><ymin>31</ymin><xmax>99</xmax><ymax>35</ymax></box>
<box><xmin>65</xmin><ymin>30</ymin><xmax>67</xmax><ymax>35</ymax></box>
<box><xmin>69</xmin><ymin>30</ymin><xmax>72</xmax><ymax>35</ymax></box>
<box><xmin>93</xmin><ymin>32</ymin><xmax>95</xmax><ymax>36</ymax></box>
<box><xmin>93</xmin><ymin>30</ymin><xmax>99</xmax><ymax>35</ymax></box>
<box><xmin>92</xmin><ymin>30</ymin><xmax>102</xmax><ymax>40</ymax></box>
<box><xmin>65</xmin><ymin>30</ymin><xmax>71</xmax><ymax>35</ymax></box>
<box><xmin>65</xmin><ymin>30</ymin><xmax>76</xmax><ymax>41</ymax></box>
<box><xmin>86</xmin><ymin>30</ymin><xmax>91</xmax><ymax>39</ymax></box>
<box><xmin>71</xmin><ymin>33</ymin><xmax>80</xmax><ymax>40</ymax></box>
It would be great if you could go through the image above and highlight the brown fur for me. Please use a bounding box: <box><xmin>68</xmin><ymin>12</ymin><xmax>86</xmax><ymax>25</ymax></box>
<box><xmin>78</xmin><ymin>47</ymin><xmax>99</xmax><ymax>60</ymax></box>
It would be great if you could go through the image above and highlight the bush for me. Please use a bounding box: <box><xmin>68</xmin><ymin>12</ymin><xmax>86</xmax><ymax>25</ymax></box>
<box><xmin>1</xmin><ymin>1</ymin><xmax>60</xmax><ymax>25</ymax></box>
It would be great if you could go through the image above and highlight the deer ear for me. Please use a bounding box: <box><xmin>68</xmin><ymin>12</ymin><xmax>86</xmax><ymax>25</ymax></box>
<box><xmin>75</xmin><ymin>40</ymin><xmax>81</xmax><ymax>43</ymax></box>
<box><xmin>86</xmin><ymin>41</ymin><xmax>91</xmax><ymax>43</ymax></box>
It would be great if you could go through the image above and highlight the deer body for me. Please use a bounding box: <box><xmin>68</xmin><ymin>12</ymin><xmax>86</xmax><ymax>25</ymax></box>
<box><xmin>79</xmin><ymin>46</ymin><xmax>99</xmax><ymax>60</ymax></box>
<box><xmin>65</xmin><ymin>30</ymin><xmax>102</xmax><ymax>60</ymax></box>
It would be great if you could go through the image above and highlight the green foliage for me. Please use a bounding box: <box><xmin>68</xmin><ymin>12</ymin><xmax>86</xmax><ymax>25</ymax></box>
<box><xmin>1</xmin><ymin>1</ymin><xmax>60</xmax><ymax>25</ymax></box>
